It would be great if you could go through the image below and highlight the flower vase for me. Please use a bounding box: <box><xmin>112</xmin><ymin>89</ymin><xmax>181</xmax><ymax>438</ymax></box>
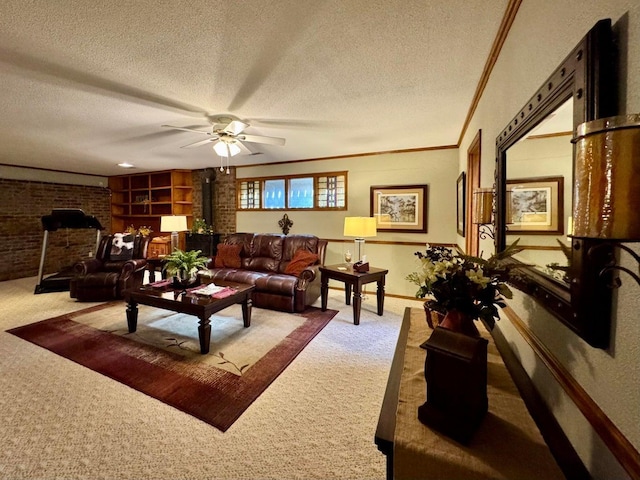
<box><xmin>423</xmin><ymin>302</ymin><xmax>444</xmax><ymax>329</ymax></box>
<box><xmin>439</xmin><ymin>309</ymin><xmax>480</xmax><ymax>337</ymax></box>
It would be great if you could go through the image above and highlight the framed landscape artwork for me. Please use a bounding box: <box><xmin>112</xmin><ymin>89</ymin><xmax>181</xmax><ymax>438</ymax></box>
<box><xmin>506</xmin><ymin>176</ymin><xmax>563</xmax><ymax>234</ymax></box>
<box><xmin>456</xmin><ymin>172</ymin><xmax>466</xmax><ymax>236</ymax></box>
<box><xmin>370</xmin><ymin>184</ymin><xmax>428</xmax><ymax>233</ymax></box>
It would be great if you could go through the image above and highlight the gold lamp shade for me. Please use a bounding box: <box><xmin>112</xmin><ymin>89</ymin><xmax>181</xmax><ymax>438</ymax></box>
<box><xmin>343</xmin><ymin>217</ymin><xmax>376</xmax><ymax>263</ymax></box>
<box><xmin>572</xmin><ymin>114</ymin><xmax>640</xmax><ymax>240</ymax></box>
<box><xmin>473</xmin><ymin>188</ymin><xmax>494</xmax><ymax>225</ymax></box>
<box><xmin>343</xmin><ymin>217</ymin><xmax>377</xmax><ymax>238</ymax></box>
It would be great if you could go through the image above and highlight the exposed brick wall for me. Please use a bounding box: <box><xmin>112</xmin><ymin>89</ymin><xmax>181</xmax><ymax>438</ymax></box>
<box><xmin>0</xmin><ymin>179</ymin><xmax>111</xmax><ymax>281</ymax></box>
<box><xmin>192</xmin><ymin>168</ymin><xmax>236</xmax><ymax>235</ymax></box>
<box><xmin>191</xmin><ymin>170</ymin><xmax>204</xmax><ymax>221</ymax></box>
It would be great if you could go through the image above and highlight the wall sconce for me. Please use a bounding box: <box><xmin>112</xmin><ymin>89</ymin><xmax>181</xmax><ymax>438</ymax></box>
<box><xmin>572</xmin><ymin>114</ymin><xmax>640</xmax><ymax>288</ymax></box>
<box><xmin>472</xmin><ymin>187</ymin><xmax>495</xmax><ymax>239</ymax></box>
<box><xmin>343</xmin><ymin>217</ymin><xmax>377</xmax><ymax>262</ymax></box>
<box><xmin>160</xmin><ymin>215</ymin><xmax>188</xmax><ymax>252</ymax></box>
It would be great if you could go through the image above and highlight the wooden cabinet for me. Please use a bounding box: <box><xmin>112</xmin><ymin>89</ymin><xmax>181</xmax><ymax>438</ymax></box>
<box><xmin>109</xmin><ymin>170</ymin><xmax>193</xmax><ymax>235</ymax></box>
<box><xmin>147</xmin><ymin>237</ymin><xmax>172</xmax><ymax>258</ymax></box>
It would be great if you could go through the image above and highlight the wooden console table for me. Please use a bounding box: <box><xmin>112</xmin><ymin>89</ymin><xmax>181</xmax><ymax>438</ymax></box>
<box><xmin>375</xmin><ymin>308</ymin><xmax>567</xmax><ymax>480</ymax></box>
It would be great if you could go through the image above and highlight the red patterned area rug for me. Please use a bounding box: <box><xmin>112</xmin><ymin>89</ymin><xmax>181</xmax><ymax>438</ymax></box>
<box><xmin>8</xmin><ymin>302</ymin><xmax>337</xmax><ymax>431</ymax></box>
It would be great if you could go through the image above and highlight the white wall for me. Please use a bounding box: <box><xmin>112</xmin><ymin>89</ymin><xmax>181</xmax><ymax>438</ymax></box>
<box><xmin>459</xmin><ymin>1</ymin><xmax>640</xmax><ymax>478</ymax></box>
<box><xmin>236</xmin><ymin>148</ymin><xmax>459</xmax><ymax>298</ymax></box>
<box><xmin>0</xmin><ymin>165</ymin><xmax>107</xmax><ymax>186</ymax></box>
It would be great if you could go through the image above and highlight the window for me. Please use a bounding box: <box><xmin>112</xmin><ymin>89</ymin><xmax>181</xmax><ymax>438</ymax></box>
<box><xmin>237</xmin><ymin>171</ymin><xmax>347</xmax><ymax>210</ymax></box>
<box><xmin>289</xmin><ymin>177</ymin><xmax>314</xmax><ymax>208</ymax></box>
<box><xmin>238</xmin><ymin>180</ymin><xmax>261</xmax><ymax>209</ymax></box>
<box><xmin>264</xmin><ymin>179</ymin><xmax>285</xmax><ymax>209</ymax></box>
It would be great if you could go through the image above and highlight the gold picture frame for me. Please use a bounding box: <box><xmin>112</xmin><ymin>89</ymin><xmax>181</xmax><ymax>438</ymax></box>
<box><xmin>370</xmin><ymin>184</ymin><xmax>428</xmax><ymax>233</ymax></box>
<box><xmin>506</xmin><ymin>176</ymin><xmax>563</xmax><ymax>234</ymax></box>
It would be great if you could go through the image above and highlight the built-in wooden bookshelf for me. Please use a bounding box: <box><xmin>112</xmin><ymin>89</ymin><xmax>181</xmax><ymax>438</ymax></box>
<box><xmin>109</xmin><ymin>170</ymin><xmax>193</xmax><ymax>235</ymax></box>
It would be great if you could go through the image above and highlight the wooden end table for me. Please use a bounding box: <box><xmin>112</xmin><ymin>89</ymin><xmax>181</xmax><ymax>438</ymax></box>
<box><xmin>145</xmin><ymin>256</ymin><xmax>167</xmax><ymax>282</ymax></box>
<box><xmin>320</xmin><ymin>264</ymin><xmax>388</xmax><ymax>325</ymax></box>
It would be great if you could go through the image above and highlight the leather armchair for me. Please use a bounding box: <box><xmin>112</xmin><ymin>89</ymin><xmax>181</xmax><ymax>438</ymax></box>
<box><xmin>70</xmin><ymin>235</ymin><xmax>150</xmax><ymax>302</ymax></box>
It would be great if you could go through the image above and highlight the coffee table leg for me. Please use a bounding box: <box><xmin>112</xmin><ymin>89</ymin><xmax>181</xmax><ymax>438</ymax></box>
<box><xmin>352</xmin><ymin>284</ymin><xmax>362</xmax><ymax>325</ymax></box>
<box><xmin>242</xmin><ymin>298</ymin><xmax>253</xmax><ymax>328</ymax></box>
<box><xmin>345</xmin><ymin>284</ymin><xmax>352</xmax><ymax>305</ymax></box>
<box><xmin>198</xmin><ymin>315</ymin><xmax>212</xmax><ymax>354</ymax></box>
<box><xmin>126</xmin><ymin>301</ymin><xmax>138</xmax><ymax>333</ymax></box>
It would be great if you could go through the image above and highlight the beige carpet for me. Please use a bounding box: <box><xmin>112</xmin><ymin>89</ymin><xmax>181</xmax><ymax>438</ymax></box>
<box><xmin>0</xmin><ymin>276</ymin><xmax>423</xmax><ymax>479</ymax></box>
<box><xmin>8</xmin><ymin>302</ymin><xmax>337</xmax><ymax>432</ymax></box>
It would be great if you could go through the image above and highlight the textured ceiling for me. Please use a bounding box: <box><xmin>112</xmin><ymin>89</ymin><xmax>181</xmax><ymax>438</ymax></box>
<box><xmin>0</xmin><ymin>0</ymin><xmax>508</xmax><ymax>177</ymax></box>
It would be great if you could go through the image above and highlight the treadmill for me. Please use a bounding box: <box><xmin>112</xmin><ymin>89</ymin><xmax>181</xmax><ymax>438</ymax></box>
<box><xmin>34</xmin><ymin>209</ymin><xmax>104</xmax><ymax>294</ymax></box>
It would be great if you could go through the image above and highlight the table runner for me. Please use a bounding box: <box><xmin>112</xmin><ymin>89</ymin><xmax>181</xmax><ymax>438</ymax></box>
<box><xmin>393</xmin><ymin>308</ymin><xmax>565</xmax><ymax>480</ymax></box>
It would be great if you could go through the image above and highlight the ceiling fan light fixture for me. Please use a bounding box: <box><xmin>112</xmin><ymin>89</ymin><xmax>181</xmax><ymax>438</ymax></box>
<box><xmin>213</xmin><ymin>141</ymin><xmax>241</xmax><ymax>157</ymax></box>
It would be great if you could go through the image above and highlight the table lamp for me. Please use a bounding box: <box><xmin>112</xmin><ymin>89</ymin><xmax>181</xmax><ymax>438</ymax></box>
<box><xmin>343</xmin><ymin>216</ymin><xmax>377</xmax><ymax>262</ymax></box>
<box><xmin>160</xmin><ymin>215</ymin><xmax>188</xmax><ymax>252</ymax></box>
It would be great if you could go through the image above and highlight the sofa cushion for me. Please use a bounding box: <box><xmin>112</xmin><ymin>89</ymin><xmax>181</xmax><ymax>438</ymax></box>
<box><xmin>254</xmin><ymin>274</ymin><xmax>298</xmax><ymax>296</ymax></box>
<box><xmin>284</xmin><ymin>249</ymin><xmax>319</xmax><ymax>276</ymax></box>
<box><xmin>246</xmin><ymin>234</ymin><xmax>284</xmax><ymax>272</ymax></box>
<box><xmin>214</xmin><ymin>244</ymin><xmax>242</xmax><ymax>268</ymax></box>
<box><xmin>282</xmin><ymin>235</ymin><xmax>319</xmax><ymax>261</ymax></box>
<box><xmin>206</xmin><ymin>268</ymin><xmax>270</xmax><ymax>286</ymax></box>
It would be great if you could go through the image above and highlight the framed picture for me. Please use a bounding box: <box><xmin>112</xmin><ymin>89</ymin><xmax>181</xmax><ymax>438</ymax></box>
<box><xmin>456</xmin><ymin>172</ymin><xmax>466</xmax><ymax>236</ymax></box>
<box><xmin>506</xmin><ymin>176</ymin><xmax>563</xmax><ymax>234</ymax></box>
<box><xmin>370</xmin><ymin>184</ymin><xmax>428</xmax><ymax>233</ymax></box>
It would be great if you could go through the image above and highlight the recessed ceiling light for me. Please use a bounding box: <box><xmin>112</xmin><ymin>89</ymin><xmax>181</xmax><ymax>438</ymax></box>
<box><xmin>117</xmin><ymin>163</ymin><xmax>135</xmax><ymax>168</ymax></box>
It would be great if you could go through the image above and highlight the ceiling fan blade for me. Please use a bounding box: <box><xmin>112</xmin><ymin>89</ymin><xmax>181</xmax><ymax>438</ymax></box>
<box><xmin>223</xmin><ymin>120</ymin><xmax>249</xmax><ymax>136</ymax></box>
<box><xmin>181</xmin><ymin>137</ymin><xmax>218</xmax><ymax>149</ymax></box>
<box><xmin>236</xmin><ymin>140</ymin><xmax>261</xmax><ymax>156</ymax></box>
<box><xmin>239</xmin><ymin>134</ymin><xmax>286</xmax><ymax>146</ymax></box>
<box><xmin>161</xmin><ymin>125</ymin><xmax>210</xmax><ymax>135</ymax></box>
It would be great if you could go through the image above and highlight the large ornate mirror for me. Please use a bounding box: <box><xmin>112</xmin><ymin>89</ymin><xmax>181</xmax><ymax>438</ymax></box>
<box><xmin>495</xmin><ymin>19</ymin><xmax>616</xmax><ymax>348</ymax></box>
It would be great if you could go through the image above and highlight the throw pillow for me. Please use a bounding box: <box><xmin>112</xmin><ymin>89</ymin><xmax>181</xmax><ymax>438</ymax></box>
<box><xmin>214</xmin><ymin>244</ymin><xmax>242</xmax><ymax>268</ymax></box>
<box><xmin>284</xmin><ymin>249</ymin><xmax>319</xmax><ymax>276</ymax></box>
<box><xmin>110</xmin><ymin>233</ymin><xmax>134</xmax><ymax>261</ymax></box>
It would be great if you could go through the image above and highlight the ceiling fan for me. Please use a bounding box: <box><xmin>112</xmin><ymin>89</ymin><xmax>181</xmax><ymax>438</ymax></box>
<box><xmin>161</xmin><ymin>118</ymin><xmax>286</xmax><ymax>157</ymax></box>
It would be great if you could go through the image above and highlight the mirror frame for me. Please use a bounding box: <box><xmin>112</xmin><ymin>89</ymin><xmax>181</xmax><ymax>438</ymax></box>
<box><xmin>495</xmin><ymin>19</ymin><xmax>616</xmax><ymax>348</ymax></box>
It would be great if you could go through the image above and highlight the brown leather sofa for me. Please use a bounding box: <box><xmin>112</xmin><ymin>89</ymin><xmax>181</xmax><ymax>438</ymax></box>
<box><xmin>70</xmin><ymin>234</ymin><xmax>150</xmax><ymax>302</ymax></box>
<box><xmin>202</xmin><ymin>233</ymin><xmax>327</xmax><ymax>313</ymax></box>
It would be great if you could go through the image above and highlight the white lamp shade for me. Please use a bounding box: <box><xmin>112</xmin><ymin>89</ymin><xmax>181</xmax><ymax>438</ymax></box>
<box><xmin>160</xmin><ymin>215</ymin><xmax>188</xmax><ymax>233</ymax></box>
<box><xmin>343</xmin><ymin>217</ymin><xmax>377</xmax><ymax>238</ymax></box>
<box><xmin>214</xmin><ymin>141</ymin><xmax>241</xmax><ymax>157</ymax></box>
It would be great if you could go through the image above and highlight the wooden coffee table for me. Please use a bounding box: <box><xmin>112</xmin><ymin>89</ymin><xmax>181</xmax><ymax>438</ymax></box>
<box><xmin>123</xmin><ymin>279</ymin><xmax>255</xmax><ymax>354</ymax></box>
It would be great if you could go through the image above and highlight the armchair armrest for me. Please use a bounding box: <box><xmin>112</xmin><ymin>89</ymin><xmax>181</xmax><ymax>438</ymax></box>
<box><xmin>128</xmin><ymin>258</ymin><xmax>148</xmax><ymax>272</ymax></box>
<box><xmin>74</xmin><ymin>258</ymin><xmax>103</xmax><ymax>275</ymax></box>
<box><xmin>120</xmin><ymin>258</ymin><xmax>147</xmax><ymax>278</ymax></box>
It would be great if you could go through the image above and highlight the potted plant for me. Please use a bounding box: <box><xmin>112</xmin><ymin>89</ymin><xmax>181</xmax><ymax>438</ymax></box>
<box><xmin>406</xmin><ymin>241</ymin><xmax>524</xmax><ymax>336</ymax></box>
<box><xmin>191</xmin><ymin>218</ymin><xmax>214</xmax><ymax>235</ymax></box>
<box><xmin>163</xmin><ymin>249</ymin><xmax>210</xmax><ymax>287</ymax></box>
<box><xmin>186</xmin><ymin>219</ymin><xmax>220</xmax><ymax>257</ymax></box>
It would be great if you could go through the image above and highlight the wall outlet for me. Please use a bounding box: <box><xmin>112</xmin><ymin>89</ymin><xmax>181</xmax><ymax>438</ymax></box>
<box><xmin>88</xmin><ymin>251</ymin><xmax>93</xmax><ymax>257</ymax></box>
